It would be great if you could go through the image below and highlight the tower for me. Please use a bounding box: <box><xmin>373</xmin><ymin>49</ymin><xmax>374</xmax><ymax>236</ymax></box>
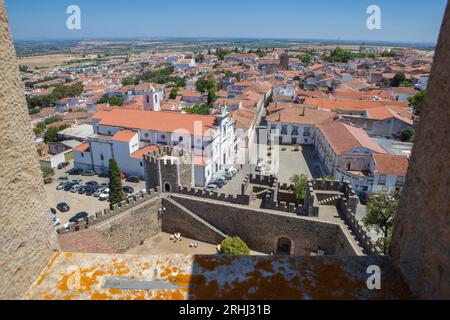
<box><xmin>143</xmin><ymin>87</ymin><xmax>161</xmax><ymax>112</ymax></box>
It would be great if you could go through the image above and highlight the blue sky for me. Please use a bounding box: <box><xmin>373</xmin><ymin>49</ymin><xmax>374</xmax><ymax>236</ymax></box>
<box><xmin>4</xmin><ymin>0</ymin><xmax>447</xmax><ymax>43</ymax></box>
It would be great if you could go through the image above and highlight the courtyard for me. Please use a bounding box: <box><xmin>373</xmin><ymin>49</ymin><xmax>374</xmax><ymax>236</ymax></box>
<box><xmin>126</xmin><ymin>232</ymin><xmax>265</xmax><ymax>256</ymax></box>
<box><xmin>273</xmin><ymin>145</ymin><xmax>323</xmax><ymax>184</ymax></box>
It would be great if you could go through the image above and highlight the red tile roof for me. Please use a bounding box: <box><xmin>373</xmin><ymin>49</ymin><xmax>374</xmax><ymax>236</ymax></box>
<box><xmin>72</xmin><ymin>143</ymin><xmax>90</xmax><ymax>153</ymax></box>
<box><xmin>372</xmin><ymin>154</ymin><xmax>409</xmax><ymax>176</ymax></box>
<box><xmin>131</xmin><ymin>145</ymin><xmax>160</xmax><ymax>159</ymax></box>
<box><xmin>111</xmin><ymin>130</ymin><xmax>137</xmax><ymax>143</ymax></box>
<box><xmin>93</xmin><ymin>109</ymin><xmax>217</xmax><ymax>136</ymax></box>
<box><xmin>317</xmin><ymin>120</ymin><xmax>386</xmax><ymax>155</ymax></box>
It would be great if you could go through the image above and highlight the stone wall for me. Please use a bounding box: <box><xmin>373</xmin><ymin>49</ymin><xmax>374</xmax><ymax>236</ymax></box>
<box><xmin>95</xmin><ymin>196</ymin><xmax>163</xmax><ymax>253</ymax></box>
<box><xmin>170</xmin><ymin>195</ymin><xmax>357</xmax><ymax>256</ymax></box>
<box><xmin>390</xmin><ymin>2</ymin><xmax>450</xmax><ymax>299</ymax></box>
<box><xmin>0</xmin><ymin>1</ymin><xmax>59</xmax><ymax>299</ymax></box>
<box><xmin>177</xmin><ymin>186</ymin><xmax>250</xmax><ymax>205</ymax></box>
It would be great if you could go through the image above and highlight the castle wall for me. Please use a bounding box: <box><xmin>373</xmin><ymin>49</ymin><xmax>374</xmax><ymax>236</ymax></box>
<box><xmin>95</xmin><ymin>197</ymin><xmax>162</xmax><ymax>253</ymax></box>
<box><xmin>0</xmin><ymin>1</ymin><xmax>58</xmax><ymax>299</ymax></box>
<box><xmin>390</xmin><ymin>2</ymin><xmax>450</xmax><ymax>299</ymax></box>
<box><xmin>170</xmin><ymin>196</ymin><xmax>357</xmax><ymax>256</ymax></box>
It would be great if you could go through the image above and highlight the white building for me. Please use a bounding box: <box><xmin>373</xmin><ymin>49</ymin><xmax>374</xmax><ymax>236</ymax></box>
<box><xmin>73</xmin><ymin>108</ymin><xmax>235</xmax><ymax>187</ymax></box>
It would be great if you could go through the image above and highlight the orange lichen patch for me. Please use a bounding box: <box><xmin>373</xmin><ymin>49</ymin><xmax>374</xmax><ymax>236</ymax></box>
<box><xmin>195</xmin><ymin>255</ymin><xmax>240</xmax><ymax>271</ymax></box>
<box><xmin>90</xmin><ymin>292</ymin><xmax>112</xmax><ymax>300</ymax></box>
<box><xmin>65</xmin><ymin>252</ymin><xmax>73</xmax><ymax>258</ymax></box>
<box><xmin>27</xmin><ymin>253</ymin><xmax>411</xmax><ymax>300</ymax></box>
<box><xmin>43</xmin><ymin>293</ymin><xmax>55</xmax><ymax>300</ymax></box>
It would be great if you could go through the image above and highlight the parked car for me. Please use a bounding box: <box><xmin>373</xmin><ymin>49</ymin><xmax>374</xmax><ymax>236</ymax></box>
<box><xmin>85</xmin><ymin>181</ymin><xmax>99</xmax><ymax>188</ymax></box>
<box><xmin>137</xmin><ymin>189</ymin><xmax>147</xmax><ymax>196</ymax></box>
<box><xmin>56</xmin><ymin>202</ymin><xmax>70</xmax><ymax>213</ymax></box>
<box><xmin>78</xmin><ymin>185</ymin><xmax>88</xmax><ymax>195</ymax></box>
<box><xmin>70</xmin><ymin>184</ymin><xmax>82</xmax><ymax>193</ymax></box>
<box><xmin>43</xmin><ymin>177</ymin><xmax>53</xmax><ymax>185</ymax></box>
<box><xmin>123</xmin><ymin>186</ymin><xmax>135</xmax><ymax>195</ymax></box>
<box><xmin>225</xmin><ymin>166</ymin><xmax>237</xmax><ymax>175</ymax></box>
<box><xmin>85</xmin><ymin>186</ymin><xmax>97</xmax><ymax>196</ymax></box>
<box><xmin>210</xmin><ymin>179</ymin><xmax>225</xmax><ymax>188</ymax></box>
<box><xmin>98</xmin><ymin>172</ymin><xmax>109</xmax><ymax>178</ymax></box>
<box><xmin>57</xmin><ymin>162</ymin><xmax>70</xmax><ymax>170</ymax></box>
<box><xmin>56</xmin><ymin>181</ymin><xmax>69</xmax><ymax>190</ymax></box>
<box><xmin>68</xmin><ymin>168</ymin><xmax>83</xmax><ymax>175</ymax></box>
<box><xmin>255</xmin><ymin>163</ymin><xmax>263</xmax><ymax>172</ymax></box>
<box><xmin>224</xmin><ymin>171</ymin><xmax>234</xmax><ymax>180</ymax></box>
<box><xmin>126</xmin><ymin>176</ymin><xmax>140</xmax><ymax>183</ymax></box>
<box><xmin>63</xmin><ymin>182</ymin><xmax>76</xmax><ymax>191</ymax></box>
<box><xmin>99</xmin><ymin>189</ymin><xmax>110</xmax><ymax>201</ymax></box>
<box><xmin>358</xmin><ymin>192</ymin><xmax>370</xmax><ymax>205</ymax></box>
<box><xmin>52</xmin><ymin>216</ymin><xmax>61</xmax><ymax>226</ymax></box>
<box><xmin>81</xmin><ymin>170</ymin><xmax>95</xmax><ymax>176</ymax></box>
<box><xmin>206</xmin><ymin>184</ymin><xmax>219</xmax><ymax>190</ymax></box>
<box><xmin>93</xmin><ymin>187</ymin><xmax>107</xmax><ymax>198</ymax></box>
<box><xmin>58</xmin><ymin>176</ymin><xmax>69</xmax><ymax>181</ymax></box>
<box><xmin>50</xmin><ymin>208</ymin><xmax>57</xmax><ymax>215</ymax></box>
<box><xmin>69</xmin><ymin>212</ymin><xmax>89</xmax><ymax>223</ymax></box>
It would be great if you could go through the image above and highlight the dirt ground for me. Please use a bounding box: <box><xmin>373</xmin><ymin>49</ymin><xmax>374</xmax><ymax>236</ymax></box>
<box><xmin>126</xmin><ymin>233</ymin><xmax>265</xmax><ymax>256</ymax></box>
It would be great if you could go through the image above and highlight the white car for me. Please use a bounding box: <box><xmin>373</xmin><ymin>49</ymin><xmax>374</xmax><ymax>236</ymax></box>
<box><xmin>225</xmin><ymin>166</ymin><xmax>237</xmax><ymax>175</ymax></box>
<box><xmin>206</xmin><ymin>184</ymin><xmax>219</xmax><ymax>190</ymax></box>
<box><xmin>52</xmin><ymin>217</ymin><xmax>61</xmax><ymax>227</ymax></box>
<box><xmin>99</xmin><ymin>189</ymin><xmax>110</xmax><ymax>201</ymax></box>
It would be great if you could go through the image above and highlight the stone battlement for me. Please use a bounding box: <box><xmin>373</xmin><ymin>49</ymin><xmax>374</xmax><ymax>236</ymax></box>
<box><xmin>177</xmin><ymin>186</ymin><xmax>250</xmax><ymax>205</ymax></box>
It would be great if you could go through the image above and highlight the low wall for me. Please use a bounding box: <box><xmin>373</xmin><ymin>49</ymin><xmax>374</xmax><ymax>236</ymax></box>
<box><xmin>170</xmin><ymin>195</ymin><xmax>357</xmax><ymax>256</ymax></box>
<box><xmin>161</xmin><ymin>198</ymin><xmax>227</xmax><ymax>245</ymax></box>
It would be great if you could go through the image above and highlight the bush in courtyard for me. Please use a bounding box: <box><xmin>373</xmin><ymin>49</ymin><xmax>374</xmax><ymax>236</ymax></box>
<box><xmin>220</xmin><ymin>236</ymin><xmax>250</xmax><ymax>255</ymax></box>
<box><xmin>290</xmin><ymin>174</ymin><xmax>308</xmax><ymax>204</ymax></box>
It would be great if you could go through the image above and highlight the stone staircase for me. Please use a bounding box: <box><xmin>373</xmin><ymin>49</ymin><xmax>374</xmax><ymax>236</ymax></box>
<box><xmin>318</xmin><ymin>195</ymin><xmax>341</xmax><ymax>206</ymax></box>
<box><xmin>252</xmin><ymin>189</ymin><xmax>271</xmax><ymax>201</ymax></box>
<box><xmin>164</xmin><ymin>197</ymin><xmax>228</xmax><ymax>239</ymax></box>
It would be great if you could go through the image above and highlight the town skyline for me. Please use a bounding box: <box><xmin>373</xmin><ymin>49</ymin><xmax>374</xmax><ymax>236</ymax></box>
<box><xmin>5</xmin><ymin>0</ymin><xmax>447</xmax><ymax>43</ymax></box>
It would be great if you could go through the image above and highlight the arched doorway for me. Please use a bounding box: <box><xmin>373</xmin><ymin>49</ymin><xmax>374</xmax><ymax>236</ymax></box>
<box><xmin>276</xmin><ymin>237</ymin><xmax>292</xmax><ymax>255</ymax></box>
<box><xmin>164</xmin><ymin>183</ymin><xmax>171</xmax><ymax>193</ymax></box>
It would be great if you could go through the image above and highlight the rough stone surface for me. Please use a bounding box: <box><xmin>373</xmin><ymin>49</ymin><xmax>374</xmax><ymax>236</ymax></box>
<box><xmin>390</xmin><ymin>3</ymin><xmax>450</xmax><ymax>299</ymax></box>
<box><xmin>0</xmin><ymin>1</ymin><xmax>58</xmax><ymax>300</ymax></box>
<box><xmin>170</xmin><ymin>195</ymin><xmax>357</xmax><ymax>255</ymax></box>
<box><xmin>25</xmin><ymin>252</ymin><xmax>412</xmax><ymax>300</ymax></box>
<box><xmin>95</xmin><ymin>197</ymin><xmax>162</xmax><ymax>253</ymax></box>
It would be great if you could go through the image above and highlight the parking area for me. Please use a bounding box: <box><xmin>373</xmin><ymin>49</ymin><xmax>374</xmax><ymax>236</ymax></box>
<box><xmin>45</xmin><ymin>163</ymin><xmax>146</xmax><ymax>226</ymax></box>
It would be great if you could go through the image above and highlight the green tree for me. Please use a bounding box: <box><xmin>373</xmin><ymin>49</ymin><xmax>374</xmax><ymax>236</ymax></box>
<box><xmin>195</xmin><ymin>53</ymin><xmax>205</xmax><ymax>63</ymax></box>
<box><xmin>220</xmin><ymin>236</ymin><xmax>250</xmax><ymax>255</ymax></box>
<box><xmin>183</xmin><ymin>104</ymin><xmax>211</xmax><ymax>115</ymax></box>
<box><xmin>400</xmin><ymin>126</ymin><xmax>415</xmax><ymax>142</ymax></box>
<box><xmin>408</xmin><ymin>90</ymin><xmax>426</xmax><ymax>116</ymax></box>
<box><xmin>169</xmin><ymin>87</ymin><xmax>179</xmax><ymax>99</ymax></box>
<box><xmin>41</xmin><ymin>166</ymin><xmax>55</xmax><ymax>178</ymax></box>
<box><xmin>44</xmin><ymin>127</ymin><xmax>59</xmax><ymax>143</ymax></box>
<box><xmin>108</xmin><ymin>159</ymin><xmax>125</xmax><ymax>206</ymax></box>
<box><xmin>300</xmin><ymin>54</ymin><xmax>311</xmax><ymax>65</ymax></box>
<box><xmin>109</xmin><ymin>96</ymin><xmax>124</xmax><ymax>106</ymax></box>
<box><xmin>391</xmin><ymin>72</ymin><xmax>406</xmax><ymax>87</ymax></box>
<box><xmin>290</xmin><ymin>174</ymin><xmax>308</xmax><ymax>204</ymax></box>
<box><xmin>362</xmin><ymin>192</ymin><xmax>400</xmax><ymax>254</ymax></box>
<box><xmin>121</xmin><ymin>77</ymin><xmax>136</xmax><ymax>86</ymax></box>
<box><xmin>207</xmin><ymin>89</ymin><xmax>217</xmax><ymax>106</ymax></box>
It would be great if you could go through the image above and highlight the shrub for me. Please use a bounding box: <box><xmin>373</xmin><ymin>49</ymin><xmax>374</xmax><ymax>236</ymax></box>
<box><xmin>220</xmin><ymin>236</ymin><xmax>250</xmax><ymax>255</ymax></box>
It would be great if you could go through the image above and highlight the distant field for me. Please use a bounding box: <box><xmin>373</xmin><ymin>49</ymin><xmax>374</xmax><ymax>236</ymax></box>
<box><xmin>17</xmin><ymin>54</ymin><xmax>76</xmax><ymax>69</ymax></box>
